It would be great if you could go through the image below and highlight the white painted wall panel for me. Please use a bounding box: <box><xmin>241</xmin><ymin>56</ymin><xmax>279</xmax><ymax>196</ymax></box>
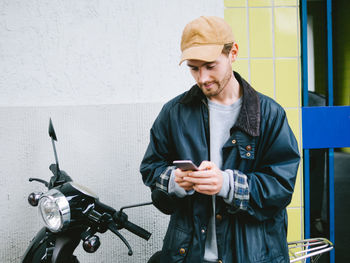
<box><xmin>0</xmin><ymin>104</ymin><xmax>167</xmax><ymax>262</ymax></box>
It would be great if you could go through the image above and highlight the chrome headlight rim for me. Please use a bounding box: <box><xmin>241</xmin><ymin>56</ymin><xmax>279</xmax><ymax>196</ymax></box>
<box><xmin>39</xmin><ymin>188</ymin><xmax>70</xmax><ymax>232</ymax></box>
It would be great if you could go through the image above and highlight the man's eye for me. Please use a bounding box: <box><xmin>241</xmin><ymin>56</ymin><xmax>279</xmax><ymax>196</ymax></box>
<box><xmin>206</xmin><ymin>65</ymin><xmax>215</xmax><ymax>70</ymax></box>
<box><xmin>191</xmin><ymin>67</ymin><xmax>199</xmax><ymax>71</ymax></box>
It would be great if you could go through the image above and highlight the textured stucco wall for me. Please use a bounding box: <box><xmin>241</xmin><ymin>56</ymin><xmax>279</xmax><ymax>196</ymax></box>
<box><xmin>0</xmin><ymin>0</ymin><xmax>222</xmax><ymax>106</ymax></box>
<box><xmin>0</xmin><ymin>1</ymin><xmax>223</xmax><ymax>262</ymax></box>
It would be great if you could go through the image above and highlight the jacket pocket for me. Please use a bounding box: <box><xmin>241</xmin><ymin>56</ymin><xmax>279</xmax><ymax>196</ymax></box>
<box><xmin>246</xmin><ymin>214</ymin><xmax>288</xmax><ymax>263</ymax></box>
<box><xmin>235</xmin><ymin>216</ymin><xmax>271</xmax><ymax>262</ymax></box>
<box><xmin>161</xmin><ymin>225</ymin><xmax>192</xmax><ymax>263</ymax></box>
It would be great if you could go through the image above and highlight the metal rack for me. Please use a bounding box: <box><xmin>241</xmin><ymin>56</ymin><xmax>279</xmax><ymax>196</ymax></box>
<box><xmin>289</xmin><ymin>238</ymin><xmax>334</xmax><ymax>262</ymax></box>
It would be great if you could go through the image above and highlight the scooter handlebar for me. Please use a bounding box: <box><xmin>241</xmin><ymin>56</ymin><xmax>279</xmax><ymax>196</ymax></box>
<box><xmin>123</xmin><ymin>220</ymin><xmax>151</xmax><ymax>241</ymax></box>
<box><xmin>113</xmin><ymin>211</ymin><xmax>151</xmax><ymax>241</ymax></box>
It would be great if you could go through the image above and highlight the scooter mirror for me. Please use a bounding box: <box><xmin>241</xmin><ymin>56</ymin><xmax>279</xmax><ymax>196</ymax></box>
<box><xmin>151</xmin><ymin>189</ymin><xmax>176</xmax><ymax>215</ymax></box>
<box><xmin>49</xmin><ymin>118</ymin><xmax>57</xmax><ymax>141</ymax></box>
<box><xmin>48</xmin><ymin>118</ymin><xmax>62</xmax><ymax>186</ymax></box>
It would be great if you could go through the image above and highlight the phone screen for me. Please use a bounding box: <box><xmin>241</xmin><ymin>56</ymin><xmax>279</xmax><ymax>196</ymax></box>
<box><xmin>173</xmin><ymin>160</ymin><xmax>199</xmax><ymax>171</ymax></box>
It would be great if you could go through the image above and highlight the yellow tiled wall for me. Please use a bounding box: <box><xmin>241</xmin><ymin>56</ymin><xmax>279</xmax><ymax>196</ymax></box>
<box><xmin>225</xmin><ymin>0</ymin><xmax>303</xmax><ymax>242</ymax></box>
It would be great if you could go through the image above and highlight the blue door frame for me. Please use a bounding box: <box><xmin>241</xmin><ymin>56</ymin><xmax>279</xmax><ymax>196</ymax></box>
<box><xmin>301</xmin><ymin>0</ymin><xmax>350</xmax><ymax>262</ymax></box>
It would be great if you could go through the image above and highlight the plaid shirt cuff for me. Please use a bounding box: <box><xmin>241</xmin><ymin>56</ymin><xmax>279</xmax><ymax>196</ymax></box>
<box><xmin>232</xmin><ymin>169</ymin><xmax>249</xmax><ymax>210</ymax></box>
<box><xmin>155</xmin><ymin>166</ymin><xmax>175</xmax><ymax>192</ymax></box>
<box><xmin>223</xmin><ymin>169</ymin><xmax>249</xmax><ymax>212</ymax></box>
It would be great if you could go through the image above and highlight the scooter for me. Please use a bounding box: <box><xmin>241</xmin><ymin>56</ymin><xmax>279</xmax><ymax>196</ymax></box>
<box><xmin>22</xmin><ymin>119</ymin><xmax>160</xmax><ymax>263</ymax></box>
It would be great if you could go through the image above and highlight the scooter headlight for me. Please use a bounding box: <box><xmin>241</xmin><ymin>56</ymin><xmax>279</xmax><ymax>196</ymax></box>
<box><xmin>38</xmin><ymin>189</ymin><xmax>70</xmax><ymax>232</ymax></box>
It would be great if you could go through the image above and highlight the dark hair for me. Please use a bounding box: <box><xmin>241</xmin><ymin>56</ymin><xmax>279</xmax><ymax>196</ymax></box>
<box><xmin>222</xmin><ymin>42</ymin><xmax>234</xmax><ymax>56</ymax></box>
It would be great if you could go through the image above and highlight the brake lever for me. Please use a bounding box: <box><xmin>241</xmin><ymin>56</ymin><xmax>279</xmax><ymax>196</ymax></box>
<box><xmin>108</xmin><ymin>222</ymin><xmax>133</xmax><ymax>256</ymax></box>
<box><xmin>29</xmin><ymin>178</ymin><xmax>49</xmax><ymax>187</ymax></box>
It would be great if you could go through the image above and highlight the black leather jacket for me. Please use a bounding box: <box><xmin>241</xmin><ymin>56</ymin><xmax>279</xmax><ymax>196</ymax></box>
<box><xmin>141</xmin><ymin>72</ymin><xmax>300</xmax><ymax>262</ymax></box>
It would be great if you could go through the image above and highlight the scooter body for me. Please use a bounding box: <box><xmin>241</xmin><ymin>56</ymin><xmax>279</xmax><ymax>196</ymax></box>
<box><xmin>22</xmin><ymin>181</ymin><xmax>95</xmax><ymax>263</ymax></box>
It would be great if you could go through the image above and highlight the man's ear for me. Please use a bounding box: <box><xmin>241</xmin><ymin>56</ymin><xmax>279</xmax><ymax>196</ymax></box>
<box><xmin>229</xmin><ymin>43</ymin><xmax>239</xmax><ymax>63</ymax></box>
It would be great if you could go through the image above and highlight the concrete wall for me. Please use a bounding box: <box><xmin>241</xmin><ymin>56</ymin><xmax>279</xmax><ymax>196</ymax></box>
<box><xmin>0</xmin><ymin>1</ymin><xmax>223</xmax><ymax>262</ymax></box>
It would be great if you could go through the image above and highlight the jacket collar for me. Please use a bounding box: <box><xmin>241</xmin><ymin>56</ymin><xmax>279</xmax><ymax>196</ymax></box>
<box><xmin>180</xmin><ymin>71</ymin><xmax>260</xmax><ymax>137</ymax></box>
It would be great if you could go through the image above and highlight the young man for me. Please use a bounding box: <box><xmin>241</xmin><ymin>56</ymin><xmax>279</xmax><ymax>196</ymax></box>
<box><xmin>141</xmin><ymin>16</ymin><xmax>300</xmax><ymax>263</ymax></box>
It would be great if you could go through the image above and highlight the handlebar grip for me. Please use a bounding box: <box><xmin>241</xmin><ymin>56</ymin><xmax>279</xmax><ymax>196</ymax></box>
<box><xmin>123</xmin><ymin>220</ymin><xmax>151</xmax><ymax>241</ymax></box>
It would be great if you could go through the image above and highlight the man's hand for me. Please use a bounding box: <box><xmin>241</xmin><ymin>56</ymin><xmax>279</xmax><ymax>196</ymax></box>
<box><xmin>183</xmin><ymin>161</ymin><xmax>223</xmax><ymax>195</ymax></box>
<box><xmin>174</xmin><ymin>168</ymin><xmax>195</xmax><ymax>191</ymax></box>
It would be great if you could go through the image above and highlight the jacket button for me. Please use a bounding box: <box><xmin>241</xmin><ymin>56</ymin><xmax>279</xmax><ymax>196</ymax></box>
<box><xmin>216</xmin><ymin>214</ymin><xmax>222</xmax><ymax>221</ymax></box>
<box><xmin>232</xmin><ymin>139</ymin><xmax>236</xmax><ymax>144</ymax></box>
<box><xmin>201</xmin><ymin>228</ymin><xmax>206</xmax><ymax>234</ymax></box>
<box><xmin>218</xmin><ymin>260</ymin><xmax>223</xmax><ymax>263</ymax></box>
<box><xmin>246</xmin><ymin>145</ymin><xmax>252</xmax><ymax>151</ymax></box>
<box><xmin>246</xmin><ymin>152</ymin><xmax>251</xmax><ymax>157</ymax></box>
<box><xmin>179</xmin><ymin>248</ymin><xmax>186</xmax><ymax>255</ymax></box>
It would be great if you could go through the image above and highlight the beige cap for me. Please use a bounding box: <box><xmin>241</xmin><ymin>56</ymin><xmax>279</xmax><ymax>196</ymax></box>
<box><xmin>180</xmin><ymin>16</ymin><xmax>234</xmax><ymax>65</ymax></box>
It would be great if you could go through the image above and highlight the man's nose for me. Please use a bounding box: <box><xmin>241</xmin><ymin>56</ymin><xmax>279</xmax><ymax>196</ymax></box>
<box><xmin>198</xmin><ymin>68</ymin><xmax>210</xmax><ymax>84</ymax></box>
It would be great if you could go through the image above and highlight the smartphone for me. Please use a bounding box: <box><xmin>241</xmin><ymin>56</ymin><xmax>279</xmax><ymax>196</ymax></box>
<box><xmin>173</xmin><ymin>160</ymin><xmax>199</xmax><ymax>171</ymax></box>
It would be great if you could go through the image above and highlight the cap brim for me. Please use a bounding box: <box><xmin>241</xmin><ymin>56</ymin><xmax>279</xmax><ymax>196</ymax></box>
<box><xmin>179</xmin><ymin>44</ymin><xmax>224</xmax><ymax>65</ymax></box>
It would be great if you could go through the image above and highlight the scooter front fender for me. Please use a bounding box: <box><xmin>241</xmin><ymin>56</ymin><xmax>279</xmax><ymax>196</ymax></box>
<box><xmin>22</xmin><ymin>227</ymin><xmax>81</xmax><ymax>263</ymax></box>
<box><xmin>22</xmin><ymin>227</ymin><xmax>48</xmax><ymax>263</ymax></box>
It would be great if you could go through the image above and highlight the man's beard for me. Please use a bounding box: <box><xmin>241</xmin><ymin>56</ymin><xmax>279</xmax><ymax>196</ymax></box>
<box><xmin>200</xmin><ymin>81</ymin><xmax>224</xmax><ymax>98</ymax></box>
<box><xmin>199</xmin><ymin>70</ymin><xmax>232</xmax><ymax>98</ymax></box>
